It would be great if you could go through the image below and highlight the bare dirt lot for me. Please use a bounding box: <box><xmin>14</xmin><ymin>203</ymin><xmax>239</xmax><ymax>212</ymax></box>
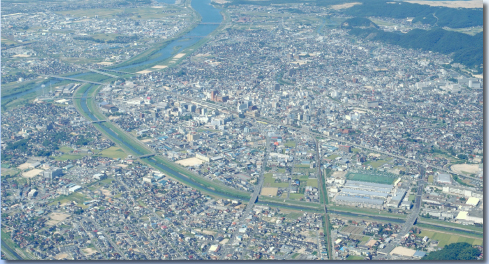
<box><xmin>451</xmin><ymin>164</ymin><xmax>480</xmax><ymax>175</ymax></box>
<box><xmin>17</xmin><ymin>162</ymin><xmax>31</xmax><ymax>170</ymax></box>
<box><xmin>261</xmin><ymin>187</ymin><xmax>278</xmax><ymax>196</ymax></box>
<box><xmin>404</xmin><ymin>0</ymin><xmax>482</xmax><ymax>8</ymax></box>
<box><xmin>54</xmin><ymin>253</ymin><xmax>69</xmax><ymax>260</ymax></box>
<box><xmin>82</xmin><ymin>248</ymin><xmax>98</xmax><ymax>256</ymax></box>
<box><xmin>173</xmin><ymin>53</ymin><xmax>186</xmax><ymax>59</ymax></box>
<box><xmin>96</xmin><ymin>61</ymin><xmax>113</xmax><ymax>66</ymax></box>
<box><xmin>330</xmin><ymin>2</ymin><xmax>361</xmax><ymax>10</ymax></box>
<box><xmin>151</xmin><ymin>65</ymin><xmax>167</xmax><ymax>69</ymax></box>
<box><xmin>136</xmin><ymin>70</ymin><xmax>152</xmax><ymax>74</ymax></box>
<box><xmin>101</xmin><ymin>188</ymin><xmax>112</xmax><ymax>197</ymax></box>
<box><xmin>22</xmin><ymin>169</ymin><xmax>43</xmax><ymax>178</ymax></box>
<box><xmin>201</xmin><ymin>229</ymin><xmax>216</xmax><ymax>235</ymax></box>
<box><xmin>175</xmin><ymin>157</ymin><xmax>205</xmax><ymax>167</ymax></box>
<box><xmin>1</xmin><ymin>168</ymin><xmax>17</xmax><ymax>176</ymax></box>
<box><xmin>331</xmin><ymin>171</ymin><xmax>347</xmax><ymax>178</ymax></box>
<box><xmin>46</xmin><ymin>212</ymin><xmax>70</xmax><ymax>226</ymax></box>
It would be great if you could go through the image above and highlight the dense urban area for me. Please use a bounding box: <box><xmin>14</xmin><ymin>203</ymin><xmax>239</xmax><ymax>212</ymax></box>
<box><xmin>1</xmin><ymin>0</ymin><xmax>483</xmax><ymax>261</ymax></box>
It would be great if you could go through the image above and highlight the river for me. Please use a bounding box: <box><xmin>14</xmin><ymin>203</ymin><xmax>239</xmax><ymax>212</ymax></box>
<box><xmin>115</xmin><ymin>0</ymin><xmax>222</xmax><ymax>71</ymax></box>
<box><xmin>3</xmin><ymin>0</ymin><xmax>222</xmax><ymax>100</ymax></box>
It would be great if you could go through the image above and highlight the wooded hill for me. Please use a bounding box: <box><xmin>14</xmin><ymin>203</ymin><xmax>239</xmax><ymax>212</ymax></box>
<box><xmin>348</xmin><ymin>25</ymin><xmax>482</xmax><ymax>71</ymax></box>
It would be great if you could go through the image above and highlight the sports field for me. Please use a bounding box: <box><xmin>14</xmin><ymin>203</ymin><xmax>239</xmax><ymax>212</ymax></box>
<box><xmin>345</xmin><ymin>172</ymin><xmax>397</xmax><ymax>184</ymax></box>
<box><xmin>420</xmin><ymin>230</ymin><xmax>483</xmax><ymax>248</ymax></box>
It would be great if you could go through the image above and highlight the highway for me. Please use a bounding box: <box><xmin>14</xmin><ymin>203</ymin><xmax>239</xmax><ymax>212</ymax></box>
<box><xmin>314</xmin><ymin>139</ymin><xmax>332</xmax><ymax>260</ymax></box>
<box><xmin>376</xmin><ymin>180</ymin><xmax>425</xmax><ymax>258</ymax></box>
<box><xmin>220</xmin><ymin>134</ymin><xmax>270</xmax><ymax>258</ymax></box>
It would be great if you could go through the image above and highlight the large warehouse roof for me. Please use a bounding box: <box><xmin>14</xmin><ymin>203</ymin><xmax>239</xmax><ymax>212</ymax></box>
<box><xmin>344</xmin><ymin>180</ymin><xmax>393</xmax><ymax>192</ymax></box>
<box><xmin>466</xmin><ymin>197</ymin><xmax>480</xmax><ymax>206</ymax></box>
<box><xmin>340</xmin><ymin>188</ymin><xmax>389</xmax><ymax>198</ymax></box>
<box><xmin>335</xmin><ymin>195</ymin><xmax>384</xmax><ymax>205</ymax></box>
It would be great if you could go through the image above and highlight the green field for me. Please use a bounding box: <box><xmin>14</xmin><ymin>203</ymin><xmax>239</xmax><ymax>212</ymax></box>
<box><xmin>408</xmin><ymin>194</ymin><xmax>415</xmax><ymax>202</ymax></box>
<box><xmin>417</xmin><ymin>218</ymin><xmax>483</xmax><ymax>233</ymax></box>
<box><xmin>306</xmin><ymin>178</ymin><xmax>318</xmax><ymax>188</ymax></box>
<box><xmin>328</xmin><ymin>205</ymin><xmax>407</xmax><ymax>219</ymax></box>
<box><xmin>420</xmin><ymin>230</ymin><xmax>483</xmax><ymax>248</ymax></box>
<box><xmin>428</xmin><ymin>175</ymin><xmax>434</xmax><ymax>183</ymax></box>
<box><xmin>360</xmin><ymin>236</ymin><xmax>371</xmax><ymax>243</ymax></box>
<box><xmin>58</xmin><ymin>146</ymin><xmax>74</xmax><ymax>153</ymax></box>
<box><xmin>49</xmin><ymin>192</ymin><xmax>88</xmax><ymax>206</ymax></box>
<box><xmin>264</xmin><ymin>172</ymin><xmax>275</xmax><ymax>184</ymax></box>
<box><xmin>54</xmin><ymin>154</ymin><xmax>87</xmax><ymax>161</ymax></box>
<box><xmin>366</xmin><ymin>159</ymin><xmax>391</xmax><ymax>168</ymax></box>
<box><xmin>264</xmin><ymin>172</ymin><xmax>289</xmax><ymax>187</ymax></box>
<box><xmin>258</xmin><ymin>195</ymin><xmax>322</xmax><ymax>211</ymax></box>
<box><xmin>326</xmin><ymin>154</ymin><xmax>339</xmax><ymax>160</ymax></box>
<box><xmin>284</xmin><ymin>141</ymin><xmax>296</xmax><ymax>148</ymax></box>
<box><xmin>270</xmin><ymin>182</ymin><xmax>289</xmax><ymax>188</ymax></box>
<box><xmin>285</xmin><ymin>211</ymin><xmax>304</xmax><ymax>220</ymax></box>
<box><xmin>345</xmin><ymin>172</ymin><xmax>397</xmax><ymax>185</ymax></box>
<box><xmin>98</xmin><ymin>146</ymin><xmax>127</xmax><ymax>159</ymax></box>
<box><xmin>346</xmin><ymin>255</ymin><xmax>364</xmax><ymax>260</ymax></box>
<box><xmin>99</xmin><ymin>178</ymin><xmax>114</xmax><ymax>185</ymax></box>
<box><xmin>289</xmin><ymin>193</ymin><xmax>303</xmax><ymax>200</ymax></box>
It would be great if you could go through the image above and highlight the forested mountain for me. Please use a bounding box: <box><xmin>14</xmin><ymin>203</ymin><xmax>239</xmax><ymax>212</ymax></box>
<box><xmin>348</xmin><ymin>25</ymin><xmax>482</xmax><ymax>71</ymax></box>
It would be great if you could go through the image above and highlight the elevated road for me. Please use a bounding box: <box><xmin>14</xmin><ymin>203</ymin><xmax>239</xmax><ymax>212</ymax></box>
<box><xmin>43</xmin><ymin>75</ymin><xmax>107</xmax><ymax>86</ymax></box>
<box><xmin>376</xmin><ymin>180</ymin><xmax>425</xmax><ymax>258</ymax></box>
<box><xmin>82</xmin><ymin>67</ymin><xmax>118</xmax><ymax>78</ymax></box>
<box><xmin>315</xmin><ymin>139</ymin><xmax>332</xmax><ymax>260</ymax></box>
<box><xmin>220</xmin><ymin>134</ymin><xmax>270</xmax><ymax>258</ymax></box>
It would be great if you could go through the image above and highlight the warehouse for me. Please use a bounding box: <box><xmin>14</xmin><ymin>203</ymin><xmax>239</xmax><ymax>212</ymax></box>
<box><xmin>436</xmin><ymin>173</ymin><xmax>452</xmax><ymax>184</ymax></box>
<box><xmin>334</xmin><ymin>195</ymin><xmax>384</xmax><ymax>209</ymax></box>
<box><xmin>343</xmin><ymin>180</ymin><xmax>393</xmax><ymax>193</ymax></box>
<box><xmin>387</xmin><ymin>188</ymin><xmax>408</xmax><ymax>208</ymax></box>
<box><xmin>339</xmin><ymin>188</ymin><xmax>389</xmax><ymax>199</ymax></box>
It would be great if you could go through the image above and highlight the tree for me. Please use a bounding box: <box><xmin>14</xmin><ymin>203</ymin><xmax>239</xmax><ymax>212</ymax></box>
<box><xmin>457</xmin><ymin>154</ymin><xmax>468</xmax><ymax>160</ymax></box>
<box><xmin>423</xmin><ymin>242</ymin><xmax>480</xmax><ymax>260</ymax></box>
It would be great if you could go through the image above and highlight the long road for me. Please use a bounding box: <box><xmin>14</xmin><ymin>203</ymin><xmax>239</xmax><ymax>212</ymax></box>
<box><xmin>376</xmin><ymin>180</ymin><xmax>425</xmax><ymax>258</ymax></box>
<box><xmin>315</xmin><ymin>139</ymin><xmax>332</xmax><ymax>260</ymax></box>
<box><xmin>220</xmin><ymin>133</ymin><xmax>270</xmax><ymax>258</ymax></box>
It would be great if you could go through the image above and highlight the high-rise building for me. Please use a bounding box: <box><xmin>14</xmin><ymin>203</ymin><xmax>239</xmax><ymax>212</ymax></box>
<box><xmin>187</xmin><ymin>133</ymin><xmax>200</xmax><ymax>142</ymax></box>
<box><xmin>211</xmin><ymin>90</ymin><xmax>218</xmax><ymax>101</ymax></box>
<box><xmin>44</xmin><ymin>167</ymin><xmax>63</xmax><ymax>181</ymax></box>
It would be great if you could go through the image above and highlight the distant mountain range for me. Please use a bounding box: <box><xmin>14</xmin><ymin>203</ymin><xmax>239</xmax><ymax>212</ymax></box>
<box><xmin>346</xmin><ymin>19</ymin><xmax>482</xmax><ymax>71</ymax></box>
